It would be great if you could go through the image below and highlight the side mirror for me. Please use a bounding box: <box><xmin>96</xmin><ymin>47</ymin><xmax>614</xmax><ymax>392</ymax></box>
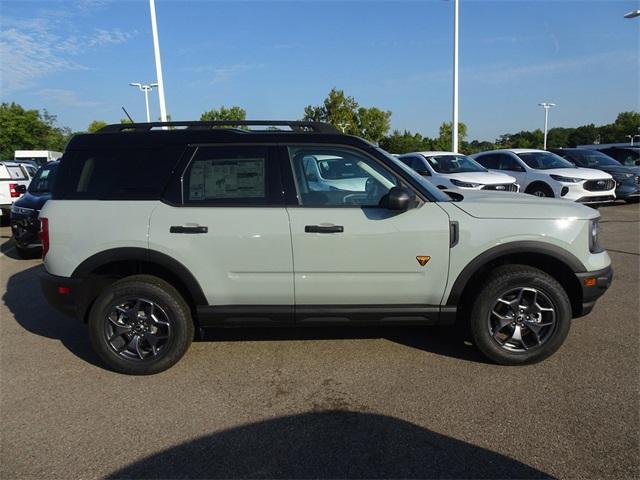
<box><xmin>415</xmin><ymin>168</ymin><xmax>430</xmax><ymax>176</ymax></box>
<box><xmin>16</xmin><ymin>184</ymin><xmax>27</xmax><ymax>194</ymax></box>
<box><xmin>386</xmin><ymin>186</ymin><xmax>415</xmax><ymax>211</ymax></box>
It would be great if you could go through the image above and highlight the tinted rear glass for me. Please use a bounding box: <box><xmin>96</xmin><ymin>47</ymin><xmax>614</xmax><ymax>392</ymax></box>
<box><xmin>29</xmin><ymin>163</ymin><xmax>58</xmax><ymax>193</ymax></box>
<box><xmin>53</xmin><ymin>147</ymin><xmax>184</xmax><ymax>200</ymax></box>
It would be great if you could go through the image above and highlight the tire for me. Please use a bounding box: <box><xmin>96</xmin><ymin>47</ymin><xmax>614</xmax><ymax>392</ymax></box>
<box><xmin>88</xmin><ymin>275</ymin><xmax>194</xmax><ymax>375</ymax></box>
<box><xmin>526</xmin><ymin>183</ymin><xmax>554</xmax><ymax>198</ymax></box>
<box><xmin>469</xmin><ymin>265</ymin><xmax>571</xmax><ymax>365</ymax></box>
<box><xmin>14</xmin><ymin>244</ymin><xmax>36</xmax><ymax>259</ymax></box>
<box><xmin>624</xmin><ymin>197</ymin><xmax>639</xmax><ymax>204</ymax></box>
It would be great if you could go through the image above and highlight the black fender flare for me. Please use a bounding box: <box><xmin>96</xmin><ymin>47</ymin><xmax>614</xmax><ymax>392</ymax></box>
<box><xmin>72</xmin><ymin>247</ymin><xmax>208</xmax><ymax>306</ymax></box>
<box><xmin>445</xmin><ymin>241</ymin><xmax>586</xmax><ymax>306</ymax></box>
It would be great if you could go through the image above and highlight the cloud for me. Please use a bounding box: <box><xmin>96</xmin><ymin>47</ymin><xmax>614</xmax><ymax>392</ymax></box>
<box><xmin>184</xmin><ymin>63</ymin><xmax>264</xmax><ymax>84</ymax></box>
<box><xmin>0</xmin><ymin>11</ymin><xmax>137</xmax><ymax>94</ymax></box>
<box><xmin>36</xmin><ymin>89</ymin><xmax>101</xmax><ymax>108</ymax></box>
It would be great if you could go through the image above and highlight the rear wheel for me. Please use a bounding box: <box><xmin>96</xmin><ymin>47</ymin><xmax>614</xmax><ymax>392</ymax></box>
<box><xmin>526</xmin><ymin>183</ymin><xmax>554</xmax><ymax>198</ymax></box>
<box><xmin>469</xmin><ymin>265</ymin><xmax>571</xmax><ymax>365</ymax></box>
<box><xmin>88</xmin><ymin>275</ymin><xmax>194</xmax><ymax>375</ymax></box>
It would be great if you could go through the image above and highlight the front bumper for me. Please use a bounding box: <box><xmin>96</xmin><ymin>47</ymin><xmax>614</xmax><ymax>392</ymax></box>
<box><xmin>10</xmin><ymin>211</ymin><xmax>41</xmax><ymax>249</ymax></box>
<box><xmin>614</xmin><ymin>183</ymin><xmax>640</xmax><ymax>200</ymax></box>
<box><xmin>575</xmin><ymin>265</ymin><xmax>613</xmax><ymax>317</ymax></box>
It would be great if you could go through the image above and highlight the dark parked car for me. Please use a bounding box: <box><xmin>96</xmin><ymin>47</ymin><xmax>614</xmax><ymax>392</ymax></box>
<box><xmin>10</xmin><ymin>161</ymin><xmax>58</xmax><ymax>257</ymax></box>
<box><xmin>550</xmin><ymin>148</ymin><xmax>639</xmax><ymax>203</ymax></box>
<box><xmin>594</xmin><ymin>147</ymin><xmax>640</xmax><ymax>167</ymax></box>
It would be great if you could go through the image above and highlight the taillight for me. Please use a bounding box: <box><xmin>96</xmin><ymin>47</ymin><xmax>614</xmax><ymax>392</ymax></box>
<box><xmin>9</xmin><ymin>183</ymin><xmax>19</xmax><ymax>198</ymax></box>
<box><xmin>40</xmin><ymin>217</ymin><xmax>49</xmax><ymax>258</ymax></box>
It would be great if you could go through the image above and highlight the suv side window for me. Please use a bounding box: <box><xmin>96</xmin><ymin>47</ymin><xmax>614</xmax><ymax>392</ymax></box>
<box><xmin>181</xmin><ymin>145</ymin><xmax>281</xmax><ymax>206</ymax></box>
<box><xmin>288</xmin><ymin>146</ymin><xmax>400</xmax><ymax>207</ymax></box>
<box><xmin>54</xmin><ymin>146</ymin><xmax>184</xmax><ymax>200</ymax></box>
<box><xmin>475</xmin><ymin>154</ymin><xmax>498</xmax><ymax>169</ymax></box>
<box><xmin>498</xmin><ymin>154</ymin><xmax>525</xmax><ymax>172</ymax></box>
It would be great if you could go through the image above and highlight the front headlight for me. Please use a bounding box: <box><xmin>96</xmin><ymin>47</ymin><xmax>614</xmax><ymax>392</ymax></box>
<box><xmin>451</xmin><ymin>179</ymin><xmax>481</xmax><ymax>188</ymax></box>
<box><xmin>589</xmin><ymin>219</ymin><xmax>604</xmax><ymax>253</ymax></box>
<box><xmin>550</xmin><ymin>174</ymin><xmax>582</xmax><ymax>183</ymax></box>
<box><xmin>10</xmin><ymin>205</ymin><xmax>34</xmax><ymax>215</ymax></box>
<box><xmin>611</xmin><ymin>172</ymin><xmax>633</xmax><ymax>182</ymax></box>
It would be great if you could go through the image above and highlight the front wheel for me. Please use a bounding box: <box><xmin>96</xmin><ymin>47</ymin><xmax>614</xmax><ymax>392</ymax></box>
<box><xmin>469</xmin><ymin>265</ymin><xmax>571</xmax><ymax>365</ymax></box>
<box><xmin>88</xmin><ymin>275</ymin><xmax>194</xmax><ymax>375</ymax></box>
<box><xmin>527</xmin><ymin>184</ymin><xmax>554</xmax><ymax>198</ymax></box>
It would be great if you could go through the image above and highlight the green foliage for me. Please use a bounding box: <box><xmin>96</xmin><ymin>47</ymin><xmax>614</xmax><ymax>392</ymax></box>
<box><xmin>200</xmin><ymin>106</ymin><xmax>246</xmax><ymax>122</ymax></box>
<box><xmin>0</xmin><ymin>102</ymin><xmax>71</xmax><ymax>158</ymax></box>
<box><xmin>379</xmin><ymin>130</ymin><xmax>432</xmax><ymax>154</ymax></box>
<box><xmin>87</xmin><ymin>120</ymin><xmax>108</xmax><ymax>133</ymax></box>
<box><xmin>432</xmin><ymin>122</ymin><xmax>468</xmax><ymax>151</ymax></box>
<box><xmin>303</xmin><ymin>88</ymin><xmax>391</xmax><ymax>143</ymax></box>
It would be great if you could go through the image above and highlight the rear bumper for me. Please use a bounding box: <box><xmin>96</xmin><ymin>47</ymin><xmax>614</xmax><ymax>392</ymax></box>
<box><xmin>39</xmin><ymin>272</ymin><xmax>88</xmax><ymax>320</ymax></box>
<box><xmin>575</xmin><ymin>266</ymin><xmax>613</xmax><ymax>317</ymax></box>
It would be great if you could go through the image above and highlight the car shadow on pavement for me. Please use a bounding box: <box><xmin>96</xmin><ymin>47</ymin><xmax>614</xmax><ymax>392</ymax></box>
<box><xmin>202</xmin><ymin>325</ymin><xmax>489</xmax><ymax>364</ymax></box>
<box><xmin>2</xmin><ymin>263</ymin><xmax>103</xmax><ymax>368</ymax></box>
<box><xmin>107</xmin><ymin>410</ymin><xmax>552</xmax><ymax>479</ymax></box>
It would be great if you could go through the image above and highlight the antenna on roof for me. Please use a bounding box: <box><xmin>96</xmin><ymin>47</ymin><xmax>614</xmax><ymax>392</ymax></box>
<box><xmin>121</xmin><ymin>107</ymin><xmax>134</xmax><ymax>123</ymax></box>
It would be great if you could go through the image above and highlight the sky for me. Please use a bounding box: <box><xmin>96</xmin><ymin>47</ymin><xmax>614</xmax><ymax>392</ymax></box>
<box><xmin>1</xmin><ymin>0</ymin><xmax>639</xmax><ymax>141</ymax></box>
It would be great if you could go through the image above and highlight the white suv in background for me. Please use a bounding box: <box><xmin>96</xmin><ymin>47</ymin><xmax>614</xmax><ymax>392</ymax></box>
<box><xmin>398</xmin><ymin>151</ymin><xmax>519</xmax><ymax>192</ymax></box>
<box><xmin>471</xmin><ymin>149</ymin><xmax>616</xmax><ymax>203</ymax></box>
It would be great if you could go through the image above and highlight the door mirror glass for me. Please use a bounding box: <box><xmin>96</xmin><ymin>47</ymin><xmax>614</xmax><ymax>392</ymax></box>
<box><xmin>385</xmin><ymin>186</ymin><xmax>414</xmax><ymax>211</ymax></box>
<box><xmin>415</xmin><ymin>168</ymin><xmax>430</xmax><ymax>176</ymax></box>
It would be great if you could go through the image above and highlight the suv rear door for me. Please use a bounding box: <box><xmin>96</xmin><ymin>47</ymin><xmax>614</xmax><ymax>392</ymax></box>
<box><xmin>149</xmin><ymin>145</ymin><xmax>294</xmax><ymax>315</ymax></box>
<box><xmin>282</xmin><ymin>145</ymin><xmax>451</xmax><ymax>321</ymax></box>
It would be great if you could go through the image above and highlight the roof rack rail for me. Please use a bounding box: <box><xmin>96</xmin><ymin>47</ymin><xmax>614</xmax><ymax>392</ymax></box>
<box><xmin>97</xmin><ymin>120</ymin><xmax>340</xmax><ymax>134</ymax></box>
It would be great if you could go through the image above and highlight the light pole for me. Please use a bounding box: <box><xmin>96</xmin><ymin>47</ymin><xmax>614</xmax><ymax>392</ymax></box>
<box><xmin>538</xmin><ymin>102</ymin><xmax>555</xmax><ymax>150</ymax></box>
<box><xmin>623</xmin><ymin>10</ymin><xmax>640</xmax><ymax>18</ymax></box>
<box><xmin>129</xmin><ymin>83</ymin><xmax>158</xmax><ymax>122</ymax></box>
<box><xmin>452</xmin><ymin>0</ymin><xmax>459</xmax><ymax>153</ymax></box>
<box><xmin>149</xmin><ymin>0</ymin><xmax>168</xmax><ymax>123</ymax></box>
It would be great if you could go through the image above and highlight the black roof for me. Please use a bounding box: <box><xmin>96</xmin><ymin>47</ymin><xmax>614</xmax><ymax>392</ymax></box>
<box><xmin>67</xmin><ymin>120</ymin><xmax>374</xmax><ymax>151</ymax></box>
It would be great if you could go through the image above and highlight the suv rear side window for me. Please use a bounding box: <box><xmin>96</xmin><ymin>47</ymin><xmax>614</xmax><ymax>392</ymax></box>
<box><xmin>54</xmin><ymin>147</ymin><xmax>184</xmax><ymax>200</ymax></box>
<box><xmin>181</xmin><ymin>145</ymin><xmax>281</xmax><ymax>206</ymax></box>
<box><xmin>0</xmin><ymin>165</ymin><xmax>27</xmax><ymax>180</ymax></box>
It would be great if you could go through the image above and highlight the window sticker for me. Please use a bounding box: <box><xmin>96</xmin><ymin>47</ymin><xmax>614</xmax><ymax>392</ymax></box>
<box><xmin>189</xmin><ymin>158</ymin><xmax>265</xmax><ymax>200</ymax></box>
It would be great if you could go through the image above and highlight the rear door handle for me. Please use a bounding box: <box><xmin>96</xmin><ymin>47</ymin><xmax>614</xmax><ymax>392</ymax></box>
<box><xmin>170</xmin><ymin>225</ymin><xmax>208</xmax><ymax>234</ymax></box>
<box><xmin>305</xmin><ymin>225</ymin><xmax>344</xmax><ymax>234</ymax></box>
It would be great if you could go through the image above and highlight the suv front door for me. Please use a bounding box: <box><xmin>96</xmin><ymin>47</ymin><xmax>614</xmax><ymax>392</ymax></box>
<box><xmin>283</xmin><ymin>145</ymin><xmax>451</xmax><ymax>321</ymax></box>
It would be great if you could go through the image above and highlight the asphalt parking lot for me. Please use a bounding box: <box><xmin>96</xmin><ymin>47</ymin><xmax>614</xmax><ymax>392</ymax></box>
<box><xmin>1</xmin><ymin>202</ymin><xmax>638</xmax><ymax>479</ymax></box>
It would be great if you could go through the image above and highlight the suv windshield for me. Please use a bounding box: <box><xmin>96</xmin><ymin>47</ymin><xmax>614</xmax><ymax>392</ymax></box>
<box><xmin>517</xmin><ymin>152</ymin><xmax>574</xmax><ymax>170</ymax></box>
<box><xmin>375</xmin><ymin>148</ymin><xmax>451</xmax><ymax>202</ymax></box>
<box><xmin>29</xmin><ymin>163</ymin><xmax>58</xmax><ymax>193</ymax></box>
<box><xmin>425</xmin><ymin>155</ymin><xmax>487</xmax><ymax>173</ymax></box>
<box><xmin>574</xmin><ymin>150</ymin><xmax>622</xmax><ymax>167</ymax></box>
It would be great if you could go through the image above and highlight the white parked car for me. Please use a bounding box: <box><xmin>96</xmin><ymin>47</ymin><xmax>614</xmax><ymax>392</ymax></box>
<box><xmin>471</xmin><ymin>149</ymin><xmax>616</xmax><ymax>203</ymax></box>
<box><xmin>0</xmin><ymin>161</ymin><xmax>31</xmax><ymax>220</ymax></box>
<box><xmin>398</xmin><ymin>151</ymin><xmax>519</xmax><ymax>192</ymax></box>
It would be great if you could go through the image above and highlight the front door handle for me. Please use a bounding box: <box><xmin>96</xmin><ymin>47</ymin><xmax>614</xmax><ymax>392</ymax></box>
<box><xmin>170</xmin><ymin>225</ymin><xmax>208</xmax><ymax>234</ymax></box>
<box><xmin>305</xmin><ymin>225</ymin><xmax>344</xmax><ymax>234</ymax></box>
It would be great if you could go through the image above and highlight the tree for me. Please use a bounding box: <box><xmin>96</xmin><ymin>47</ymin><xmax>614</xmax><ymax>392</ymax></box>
<box><xmin>432</xmin><ymin>122</ymin><xmax>468</xmax><ymax>151</ymax></box>
<box><xmin>379</xmin><ymin>130</ymin><xmax>432</xmax><ymax>154</ymax></box>
<box><xmin>200</xmin><ymin>106</ymin><xmax>246</xmax><ymax>122</ymax></box>
<box><xmin>87</xmin><ymin>120</ymin><xmax>108</xmax><ymax>133</ymax></box>
<box><xmin>0</xmin><ymin>102</ymin><xmax>71</xmax><ymax>158</ymax></box>
<box><xmin>303</xmin><ymin>88</ymin><xmax>392</xmax><ymax>142</ymax></box>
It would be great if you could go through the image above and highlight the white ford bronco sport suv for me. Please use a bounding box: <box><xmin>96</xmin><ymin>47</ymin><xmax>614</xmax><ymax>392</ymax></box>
<box><xmin>39</xmin><ymin>121</ymin><xmax>613</xmax><ymax>375</ymax></box>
